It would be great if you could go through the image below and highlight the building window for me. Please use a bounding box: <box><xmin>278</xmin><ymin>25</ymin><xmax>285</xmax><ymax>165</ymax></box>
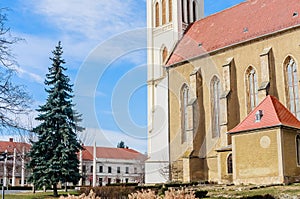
<box><xmin>187</xmin><ymin>0</ymin><xmax>190</xmax><ymax>23</ymax></box>
<box><xmin>192</xmin><ymin>1</ymin><xmax>197</xmax><ymax>22</ymax></box>
<box><xmin>108</xmin><ymin>178</ymin><xmax>111</xmax><ymax>185</ymax></box>
<box><xmin>162</xmin><ymin>47</ymin><xmax>168</xmax><ymax>64</ymax></box>
<box><xmin>181</xmin><ymin>0</ymin><xmax>185</xmax><ymax>23</ymax></box>
<box><xmin>181</xmin><ymin>84</ymin><xmax>189</xmax><ymax>143</ymax></box>
<box><xmin>82</xmin><ymin>165</ymin><xmax>86</xmax><ymax>173</ymax></box>
<box><xmin>227</xmin><ymin>154</ymin><xmax>233</xmax><ymax>174</ymax></box>
<box><xmin>155</xmin><ymin>2</ymin><xmax>160</xmax><ymax>27</ymax></box>
<box><xmin>246</xmin><ymin>66</ymin><xmax>258</xmax><ymax>113</ymax></box>
<box><xmin>108</xmin><ymin>166</ymin><xmax>112</xmax><ymax>173</ymax></box>
<box><xmin>125</xmin><ymin>178</ymin><xmax>129</xmax><ymax>183</ymax></box>
<box><xmin>90</xmin><ymin>166</ymin><xmax>93</xmax><ymax>173</ymax></box>
<box><xmin>99</xmin><ymin>166</ymin><xmax>103</xmax><ymax>173</ymax></box>
<box><xmin>297</xmin><ymin>135</ymin><xmax>300</xmax><ymax>165</ymax></box>
<box><xmin>125</xmin><ymin>167</ymin><xmax>129</xmax><ymax>174</ymax></box>
<box><xmin>9</xmin><ymin>179</ymin><xmax>12</xmax><ymax>184</ymax></box>
<box><xmin>162</xmin><ymin>0</ymin><xmax>166</xmax><ymax>25</ymax></box>
<box><xmin>255</xmin><ymin>110</ymin><xmax>263</xmax><ymax>122</ymax></box>
<box><xmin>169</xmin><ymin>0</ymin><xmax>172</xmax><ymax>22</ymax></box>
<box><xmin>211</xmin><ymin>76</ymin><xmax>220</xmax><ymax>138</ymax></box>
<box><xmin>99</xmin><ymin>178</ymin><xmax>102</xmax><ymax>186</ymax></box>
<box><xmin>117</xmin><ymin>166</ymin><xmax>120</xmax><ymax>174</ymax></box>
<box><xmin>134</xmin><ymin>167</ymin><xmax>137</xmax><ymax>174</ymax></box>
<box><xmin>285</xmin><ymin>57</ymin><xmax>300</xmax><ymax>119</ymax></box>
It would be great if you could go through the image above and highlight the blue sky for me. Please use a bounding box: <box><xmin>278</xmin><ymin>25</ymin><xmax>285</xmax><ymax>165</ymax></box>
<box><xmin>0</xmin><ymin>0</ymin><xmax>244</xmax><ymax>153</ymax></box>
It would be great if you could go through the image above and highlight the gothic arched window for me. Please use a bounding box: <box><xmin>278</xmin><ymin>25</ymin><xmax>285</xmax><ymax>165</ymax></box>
<box><xmin>181</xmin><ymin>0</ymin><xmax>185</xmax><ymax>23</ymax></box>
<box><xmin>155</xmin><ymin>2</ymin><xmax>160</xmax><ymax>27</ymax></box>
<box><xmin>246</xmin><ymin>66</ymin><xmax>258</xmax><ymax>113</ymax></box>
<box><xmin>227</xmin><ymin>154</ymin><xmax>233</xmax><ymax>174</ymax></box>
<box><xmin>211</xmin><ymin>76</ymin><xmax>220</xmax><ymax>138</ymax></box>
<box><xmin>169</xmin><ymin>0</ymin><xmax>172</xmax><ymax>22</ymax></box>
<box><xmin>162</xmin><ymin>47</ymin><xmax>168</xmax><ymax>63</ymax></box>
<box><xmin>192</xmin><ymin>1</ymin><xmax>197</xmax><ymax>22</ymax></box>
<box><xmin>181</xmin><ymin>84</ymin><xmax>189</xmax><ymax>143</ymax></box>
<box><xmin>162</xmin><ymin>0</ymin><xmax>166</xmax><ymax>25</ymax></box>
<box><xmin>187</xmin><ymin>0</ymin><xmax>190</xmax><ymax>23</ymax></box>
<box><xmin>284</xmin><ymin>56</ymin><xmax>300</xmax><ymax>119</ymax></box>
<box><xmin>296</xmin><ymin>135</ymin><xmax>300</xmax><ymax>165</ymax></box>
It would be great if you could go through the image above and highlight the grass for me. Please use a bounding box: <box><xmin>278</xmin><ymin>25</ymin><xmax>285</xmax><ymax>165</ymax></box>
<box><xmin>203</xmin><ymin>183</ymin><xmax>300</xmax><ymax>198</ymax></box>
<box><xmin>0</xmin><ymin>190</ymin><xmax>80</xmax><ymax>199</ymax></box>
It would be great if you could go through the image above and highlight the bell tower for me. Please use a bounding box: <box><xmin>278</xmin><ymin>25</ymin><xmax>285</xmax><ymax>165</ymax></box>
<box><xmin>145</xmin><ymin>0</ymin><xmax>204</xmax><ymax>183</ymax></box>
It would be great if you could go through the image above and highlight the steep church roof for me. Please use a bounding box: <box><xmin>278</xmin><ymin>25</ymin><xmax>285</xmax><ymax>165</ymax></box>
<box><xmin>167</xmin><ymin>0</ymin><xmax>300</xmax><ymax>66</ymax></box>
<box><xmin>229</xmin><ymin>95</ymin><xmax>300</xmax><ymax>134</ymax></box>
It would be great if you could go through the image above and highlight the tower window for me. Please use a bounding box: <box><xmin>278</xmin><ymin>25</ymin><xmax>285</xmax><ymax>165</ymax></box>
<box><xmin>169</xmin><ymin>0</ymin><xmax>172</xmax><ymax>22</ymax></box>
<box><xmin>192</xmin><ymin>1</ymin><xmax>197</xmax><ymax>22</ymax></box>
<box><xmin>187</xmin><ymin>0</ymin><xmax>190</xmax><ymax>23</ymax></box>
<box><xmin>162</xmin><ymin>47</ymin><xmax>168</xmax><ymax>63</ymax></box>
<box><xmin>155</xmin><ymin>2</ymin><xmax>160</xmax><ymax>27</ymax></box>
<box><xmin>162</xmin><ymin>0</ymin><xmax>166</xmax><ymax>25</ymax></box>
<box><xmin>181</xmin><ymin>0</ymin><xmax>185</xmax><ymax>23</ymax></box>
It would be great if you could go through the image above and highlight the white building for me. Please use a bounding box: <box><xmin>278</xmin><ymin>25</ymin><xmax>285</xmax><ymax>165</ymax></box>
<box><xmin>146</xmin><ymin>0</ymin><xmax>204</xmax><ymax>183</ymax></box>
<box><xmin>80</xmin><ymin>146</ymin><xmax>146</xmax><ymax>186</ymax></box>
<box><xmin>0</xmin><ymin>138</ymin><xmax>30</xmax><ymax>187</ymax></box>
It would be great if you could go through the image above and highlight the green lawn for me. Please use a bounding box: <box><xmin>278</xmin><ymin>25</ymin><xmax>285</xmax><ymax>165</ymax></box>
<box><xmin>1</xmin><ymin>190</ymin><xmax>80</xmax><ymax>199</ymax></box>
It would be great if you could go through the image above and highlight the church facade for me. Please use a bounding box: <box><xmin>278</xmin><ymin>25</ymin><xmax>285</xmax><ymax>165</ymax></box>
<box><xmin>146</xmin><ymin>0</ymin><xmax>300</xmax><ymax>185</ymax></box>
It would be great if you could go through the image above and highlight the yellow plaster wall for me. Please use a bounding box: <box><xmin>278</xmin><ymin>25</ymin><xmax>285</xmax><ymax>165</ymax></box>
<box><xmin>282</xmin><ymin>128</ymin><xmax>300</xmax><ymax>182</ymax></box>
<box><xmin>232</xmin><ymin>129</ymin><xmax>281</xmax><ymax>184</ymax></box>
<box><xmin>218</xmin><ymin>151</ymin><xmax>233</xmax><ymax>184</ymax></box>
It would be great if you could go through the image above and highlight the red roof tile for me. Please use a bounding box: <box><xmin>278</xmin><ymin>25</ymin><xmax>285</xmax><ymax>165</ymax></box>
<box><xmin>82</xmin><ymin>147</ymin><xmax>93</xmax><ymax>160</ymax></box>
<box><xmin>167</xmin><ymin>0</ymin><xmax>300</xmax><ymax>66</ymax></box>
<box><xmin>82</xmin><ymin>146</ymin><xmax>146</xmax><ymax>161</ymax></box>
<box><xmin>229</xmin><ymin>95</ymin><xmax>300</xmax><ymax>133</ymax></box>
<box><xmin>0</xmin><ymin>140</ymin><xmax>31</xmax><ymax>154</ymax></box>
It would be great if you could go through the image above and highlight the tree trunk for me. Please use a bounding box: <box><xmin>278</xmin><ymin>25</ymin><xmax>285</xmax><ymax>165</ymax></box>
<box><xmin>64</xmin><ymin>181</ymin><xmax>67</xmax><ymax>192</ymax></box>
<box><xmin>53</xmin><ymin>183</ymin><xmax>58</xmax><ymax>197</ymax></box>
<box><xmin>32</xmin><ymin>185</ymin><xmax>35</xmax><ymax>194</ymax></box>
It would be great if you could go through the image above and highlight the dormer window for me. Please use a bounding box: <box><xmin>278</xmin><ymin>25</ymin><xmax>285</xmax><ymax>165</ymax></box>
<box><xmin>293</xmin><ymin>12</ymin><xmax>298</xmax><ymax>17</ymax></box>
<box><xmin>255</xmin><ymin>110</ymin><xmax>263</xmax><ymax>122</ymax></box>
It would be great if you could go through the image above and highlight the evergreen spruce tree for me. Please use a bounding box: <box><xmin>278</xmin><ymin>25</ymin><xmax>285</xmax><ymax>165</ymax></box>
<box><xmin>28</xmin><ymin>41</ymin><xmax>84</xmax><ymax>197</ymax></box>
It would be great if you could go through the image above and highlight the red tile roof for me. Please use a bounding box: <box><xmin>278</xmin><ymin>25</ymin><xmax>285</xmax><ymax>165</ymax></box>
<box><xmin>0</xmin><ymin>140</ymin><xmax>31</xmax><ymax>154</ymax></box>
<box><xmin>229</xmin><ymin>95</ymin><xmax>300</xmax><ymax>133</ymax></box>
<box><xmin>82</xmin><ymin>146</ymin><xmax>146</xmax><ymax>161</ymax></box>
<box><xmin>167</xmin><ymin>0</ymin><xmax>300</xmax><ymax>66</ymax></box>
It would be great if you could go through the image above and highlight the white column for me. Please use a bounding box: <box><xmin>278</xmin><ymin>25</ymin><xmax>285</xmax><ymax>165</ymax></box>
<box><xmin>92</xmin><ymin>141</ymin><xmax>96</xmax><ymax>187</ymax></box>
<box><xmin>21</xmin><ymin>147</ymin><xmax>25</xmax><ymax>187</ymax></box>
<box><xmin>79</xmin><ymin>149</ymin><xmax>83</xmax><ymax>186</ymax></box>
<box><xmin>12</xmin><ymin>148</ymin><xmax>16</xmax><ymax>186</ymax></box>
<box><xmin>3</xmin><ymin>150</ymin><xmax>7</xmax><ymax>187</ymax></box>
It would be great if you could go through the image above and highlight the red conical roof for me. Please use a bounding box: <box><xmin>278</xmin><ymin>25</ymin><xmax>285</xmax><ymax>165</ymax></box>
<box><xmin>229</xmin><ymin>95</ymin><xmax>300</xmax><ymax>133</ymax></box>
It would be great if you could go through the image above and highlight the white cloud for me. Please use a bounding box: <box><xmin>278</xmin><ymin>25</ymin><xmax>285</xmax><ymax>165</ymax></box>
<box><xmin>26</xmin><ymin>0</ymin><xmax>146</xmax><ymax>40</ymax></box>
<box><xmin>12</xmin><ymin>65</ymin><xmax>43</xmax><ymax>84</ymax></box>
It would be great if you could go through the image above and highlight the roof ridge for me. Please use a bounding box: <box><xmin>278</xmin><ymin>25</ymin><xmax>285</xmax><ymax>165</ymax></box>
<box><xmin>228</xmin><ymin>96</ymin><xmax>270</xmax><ymax>132</ymax></box>
<box><xmin>268</xmin><ymin>95</ymin><xmax>281</xmax><ymax>124</ymax></box>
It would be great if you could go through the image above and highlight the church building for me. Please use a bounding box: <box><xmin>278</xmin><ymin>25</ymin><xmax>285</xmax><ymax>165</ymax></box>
<box><xmin>146</xmin><ymin>0</ymin><xmax>300</xmax><ymax>185</ymax></box>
